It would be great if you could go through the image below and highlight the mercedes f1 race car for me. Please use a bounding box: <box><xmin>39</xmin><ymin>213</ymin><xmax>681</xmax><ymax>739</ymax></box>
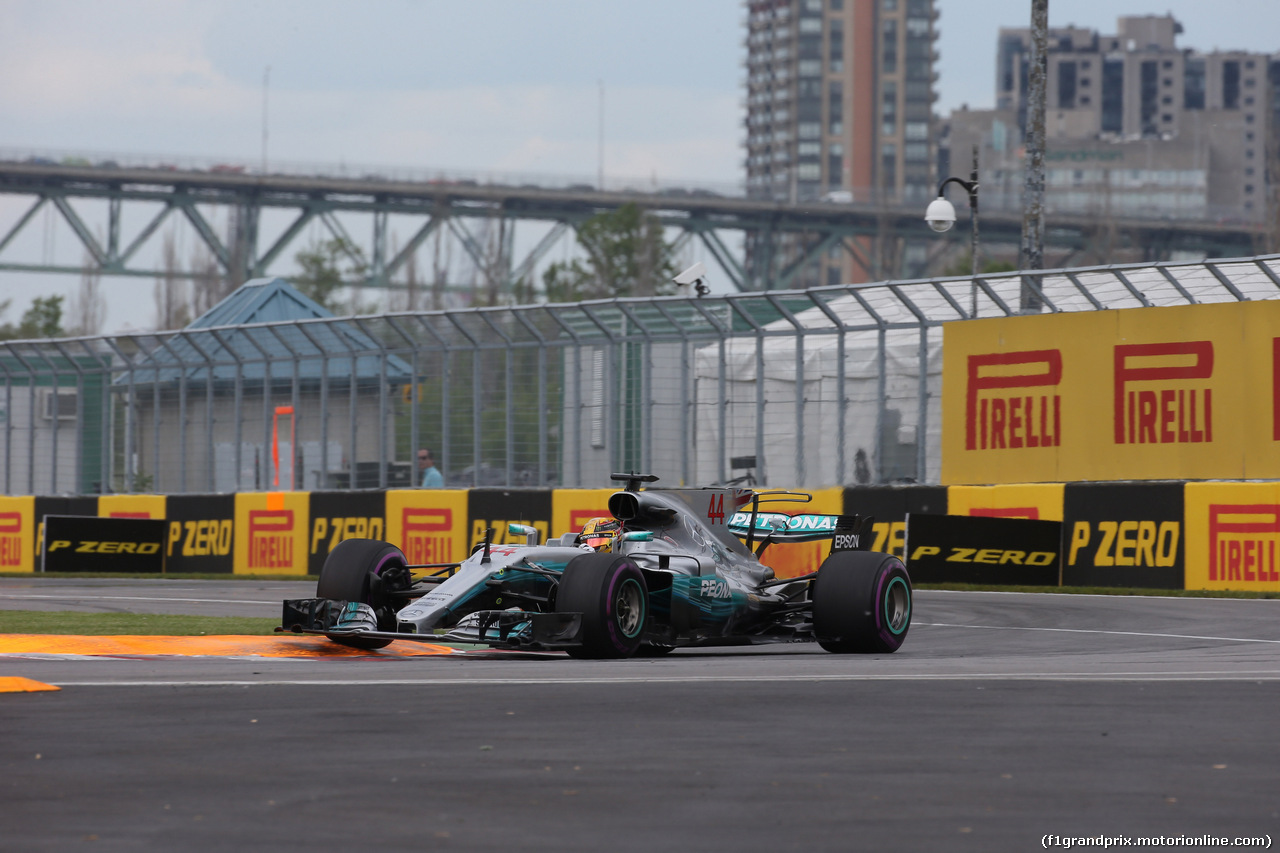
<box><xmin>279</xmin><ymin>474</ymin><xmax>912</xmax><ymax>658</ymax></box>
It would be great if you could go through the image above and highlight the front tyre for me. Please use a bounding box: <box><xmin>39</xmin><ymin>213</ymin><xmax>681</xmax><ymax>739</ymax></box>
<box><xmin>317</xmin><ymin>538</ymin><xmax>408</xmax><ymax>650</ymax></box>
<box><xmin>811</xmin><ymin>551</ymin><xmax>911</xmax><ymax>654</ymax></box>
<box><xmin>556</xmin><ymin>553</ymin><xmax>648</xmax><ymax>659</ymax></box>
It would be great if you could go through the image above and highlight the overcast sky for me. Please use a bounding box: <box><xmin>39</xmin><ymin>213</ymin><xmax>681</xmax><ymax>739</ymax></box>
<box><xmin>4</xmin><ymin>0</ymin><xmax>1276</xmax><ymax>182</ymax></box>
<box><xmin>0</xmin><ymin>0</ymin><xmax>1276</xmax><ymax>330</ymax></box>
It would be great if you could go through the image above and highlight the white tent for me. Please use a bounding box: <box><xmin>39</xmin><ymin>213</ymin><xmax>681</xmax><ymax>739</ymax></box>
<box><xmin>693</xmin><ymin>288</ymin><xmax>946</xmax><ymax>489</ymax></box>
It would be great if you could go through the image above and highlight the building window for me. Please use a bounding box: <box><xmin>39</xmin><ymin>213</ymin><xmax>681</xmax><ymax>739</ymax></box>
<box><xmin>1140</xmin><ymin>60</ymin><xmax>1158</xmax><ymax>136</ymax></box>
<box><xmin>1102</xmin><ymin>58</ymin><xmax>1124</xmax><ymax>133</ymax></box>
<box><xmin>1223</xmin><ymin>60</ymin><xmax>1240</xmax><ymax>109</ymax></box>
<box><xmin>904</xmin><ymin>143</ymin><xmax>929</xmax><ymax>162</ymax></box>
<box><xmin>882</xmin><ymin>19</ymin><xmax>898</xmax><ymax>73</ymax></box>
<box><xmin>881</xmin><ymin>81</ymin><xmax>897</xmax><ymax>135</ymax></box>
<box><xmin>799</xmin><ymin>17</ymin><xmax>822</xmax><ymax>33</ymax></box>
<box><xmin>1058</xmin><ymin>60</ymin><xmax>1077</xmax><ymax>108</ymax></box>
<box><xmin>880</xmin><ymin>143</ymin><xmax>897</xmax><ymax>188</ymax></box>
<box><xmin>828</xmin><ymin>21</ymin><xmax>843</xmax><ymax>72</ymax></box>
<box><xmin>1184</xmin><ymin>58</ymin><xmax>1205</xmax><ymax>109</ymax></box>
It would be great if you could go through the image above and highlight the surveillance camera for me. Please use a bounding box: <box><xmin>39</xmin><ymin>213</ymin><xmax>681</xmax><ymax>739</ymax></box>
<box><xmin>673</xmin><ymin>262</ymin><xmax>710</xmax><ymax>297</ymax></box>
<box><xmin>925</xmin><ymin>197</ymin><xmax>956</xmax><ymax>233</ymax></box>
<box><xmin>673</xmin><ymin>262</ymin><xmax>707</xmax><ymax>287</ymax></box>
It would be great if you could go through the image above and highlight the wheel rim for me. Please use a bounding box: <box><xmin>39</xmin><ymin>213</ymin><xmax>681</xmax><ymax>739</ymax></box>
<box><xmin>613</xmin><ymin>577</ymin><xmax>645</xmax><ymax>639</ymax></box>
<box><xmin>883</xmin><ymin>577</ymin><xmax>910</xmax><ymax>635</ymax></box>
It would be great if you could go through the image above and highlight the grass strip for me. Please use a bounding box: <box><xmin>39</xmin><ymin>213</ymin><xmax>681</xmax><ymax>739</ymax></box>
<box><xmin>1</xmin><ymin>610</ymin><xmax>279</xmax><ymax>635</ymax></box>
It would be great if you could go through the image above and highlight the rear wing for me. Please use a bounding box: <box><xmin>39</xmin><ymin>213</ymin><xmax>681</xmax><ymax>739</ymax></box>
<box><xmin>728</xmin><ymin>511</ymin><xmax>872</xmax><ymax>552</ymax></box>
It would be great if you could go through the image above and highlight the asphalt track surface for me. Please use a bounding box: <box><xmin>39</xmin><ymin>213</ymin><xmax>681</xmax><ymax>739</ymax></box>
<box><xmin>3</xmin><ymin>579</ymin><xmax>1280</xmax><ymax>851</ymax></box>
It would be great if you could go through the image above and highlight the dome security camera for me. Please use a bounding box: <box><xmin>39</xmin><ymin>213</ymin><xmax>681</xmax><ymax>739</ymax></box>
<box><xmin>925</xmin><ymin>197</ymin><xmax>957</xmax><ymax>233</ymax></box>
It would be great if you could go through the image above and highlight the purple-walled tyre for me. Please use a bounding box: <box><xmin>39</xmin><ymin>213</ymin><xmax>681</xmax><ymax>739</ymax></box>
<box><xmin>317</xmin><ymin>538</ymin><xmax>408</xmax><ymax>650</ymax></box>
<box><xmin>556</xmin><ymin>553</ymin><xmax>648</xmax><ymax>659</ymax></box>
<box><xmin>811</xmin><ymin>551</ymin><xmax>912</xmax><ymax>654</ymax></box>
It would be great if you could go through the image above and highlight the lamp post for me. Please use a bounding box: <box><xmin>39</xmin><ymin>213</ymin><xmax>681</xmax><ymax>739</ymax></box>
<box><xmin>925</xmin><ymin>145</ymin><xmax>980</xmax><ymax>318</ymax></box>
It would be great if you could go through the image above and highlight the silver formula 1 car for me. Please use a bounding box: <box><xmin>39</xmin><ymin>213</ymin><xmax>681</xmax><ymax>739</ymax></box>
<box><xmin>279</xmin><ymin>474</ymin><xmax>911</xmax><ymax>657</ymax></box>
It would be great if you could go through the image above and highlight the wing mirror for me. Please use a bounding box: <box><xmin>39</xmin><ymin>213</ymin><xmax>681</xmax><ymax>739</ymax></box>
<box><xmin>507</xmin><ymin>523</ymin><xmax>540</xmax><ymax>546</ymax></box>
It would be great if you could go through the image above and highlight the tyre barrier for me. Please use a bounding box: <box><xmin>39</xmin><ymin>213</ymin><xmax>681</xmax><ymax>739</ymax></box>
<box><xmin>0</xmin><ymin>480</ymin><xmax>1274</xmax><ymax>591</ymax></box>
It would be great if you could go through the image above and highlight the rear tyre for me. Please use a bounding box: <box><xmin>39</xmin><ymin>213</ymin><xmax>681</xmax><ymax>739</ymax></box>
<box><xmin>811</xmin><ymin>551</ymin><xmax>911</xmax><ymax>654</ymax></box>
<box><xmin>556</xmin><ymin>553</ymin><xmax>648</xmax><ymax>659</ymax></box>
<box><xmin>317</xmin><ymin>538</ymin><xmax>408</xmax><ymax>650</ymax></box>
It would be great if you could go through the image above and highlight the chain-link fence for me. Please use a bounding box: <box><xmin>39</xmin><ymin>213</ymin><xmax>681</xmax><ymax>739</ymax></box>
<box><xmin>3</xmin><ymin>254</ymin><xmax>1279</xmax><ymax>496</ymax></box>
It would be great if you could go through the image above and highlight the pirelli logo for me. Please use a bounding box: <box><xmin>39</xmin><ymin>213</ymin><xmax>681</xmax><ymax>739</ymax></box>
<box><xmin>965</xmin><ymin>350</ymin><xmax>1062</xmax><ymax>451</ymax></box>
<box><xmin>1208</xmin><ymin>504</ymin><xmax>1280</xmax><ymax>583</ymax></box>
<box><xmin>402</xmin><ymin>507</ymin><xmax>453</xmax><ymax>564</ymax></box>
<box><xmin>1113</xmin><ymin>342</ymin><xmax>1213</xmax><ymax>446</ymax></box>
<box><xmin>1274</xmin><ymin>338</ymin><xmax>1280</xmax><ymax>442</ymax></box>
<box><xmin>248</xmin><ymin>509</ymin><xmax>294</xmax><ymax>569</ymax></box>
<box><xmin>0</xmin><ymin>511</ymin><xmax>22</xmax><ymax>567</ymax></box>
<box><xmin>569</xmin><ymin>509</ymin><xmax>609</xmax><ymax>531</ymax></box>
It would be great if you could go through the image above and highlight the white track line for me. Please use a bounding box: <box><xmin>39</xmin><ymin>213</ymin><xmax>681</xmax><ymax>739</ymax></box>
<box><xmin>917</xmin><ymin>621</ymin><xmax>1280</xmax><ymax>645</ymax></box>
<box><xmin>39</xmin><ymin>671</ymin><xmax>1280</xmax><ymax>687</ymax></box>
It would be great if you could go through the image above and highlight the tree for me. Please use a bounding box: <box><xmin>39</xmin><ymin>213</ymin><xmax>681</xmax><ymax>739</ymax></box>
<box><xmin>154</xmin><ymin>232</ymin><xmax>193</xmax><ymax>331</ymax></box>
<box><xmin>68</xmin><ymin>254</ymin><xmax>106</xmax><ymax>336</ymax></box>
<box><xmin>0</xmin><ymin>295</ymin><xmax>65</xmax><ymax>340</ymax></box>
<box><xmin>294</xmin><ymin>236</ymin><xmax>368</xmax><ymax>313</ymax></box>
<box><xmin>942</xmin><ymin>253</ymin><xmax>1018</xmax><ymax>277</ymax></box>
<box><xmin>542</xmin><ymin>204</ymin><xmax>678</xmax><ymax>302</ymax></box>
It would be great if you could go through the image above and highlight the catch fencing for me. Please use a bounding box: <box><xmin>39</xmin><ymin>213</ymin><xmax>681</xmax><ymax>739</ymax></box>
<box><xmin>3</xmin><ymin>254</ymin><xmax>1279</xmax><ymax>496</ymax></box>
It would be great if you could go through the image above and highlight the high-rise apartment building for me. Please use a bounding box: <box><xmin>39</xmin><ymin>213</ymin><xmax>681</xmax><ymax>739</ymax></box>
<box><xmin>743</xmin><ymin>0</ymin><xmax>938</xmax><ymax>285</ymax></box>
<box><xmin>945</xmin><ymin>15</ymin><xmax>1276</xmax><ymax>226</ymax></box>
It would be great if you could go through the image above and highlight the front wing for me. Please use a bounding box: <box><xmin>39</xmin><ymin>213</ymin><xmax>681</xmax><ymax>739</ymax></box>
<box><xmin>279</xmin><ymin>598</ymin><xmax>583</xmax><ymax>650</ymax></box>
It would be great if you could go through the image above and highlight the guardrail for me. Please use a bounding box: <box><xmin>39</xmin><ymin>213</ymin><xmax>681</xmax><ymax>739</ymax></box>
<box><xmin>0</xmin><ymin>254</ymin><xmax>1276</xmax><ymax>497</ymax></box>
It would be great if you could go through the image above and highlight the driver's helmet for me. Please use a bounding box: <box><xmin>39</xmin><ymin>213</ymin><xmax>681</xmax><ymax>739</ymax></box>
<box><xmin>577</xmin><ymin>517</ymin><xmax>621</xmax><ymax>552</ymax></box>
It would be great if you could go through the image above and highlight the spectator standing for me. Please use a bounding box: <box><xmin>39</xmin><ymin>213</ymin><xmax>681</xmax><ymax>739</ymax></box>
<box><xmin>418</xmin><ymin>448</ymin><xmax>444</xmax><ymax>488</ymax></box>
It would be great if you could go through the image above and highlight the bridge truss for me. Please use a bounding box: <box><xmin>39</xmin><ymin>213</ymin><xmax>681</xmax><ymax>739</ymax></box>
<box><xmin>0</xmin><ymin>161</ymin><xmax>1265</xmax><ymax>303</ymax></box>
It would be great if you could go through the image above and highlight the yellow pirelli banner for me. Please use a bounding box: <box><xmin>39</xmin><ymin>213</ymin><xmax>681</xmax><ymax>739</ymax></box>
<box><xmin>943</xmin><ymin>301</ymin><xmax>1280</xmax><ymax>484</ymax></box>
<box><xmin>1185</xmin><ymin>482</ymin><xmax>1280</xmax><ymax>591</ymax></box>
<box><xmin>233</xmin><ymin>491</ymin><xmax>311</xmax><ymax>575</ymax></box>
<box><xmin>946</xmin><ymin>483</ymin><xmax>1065</xmax><ymax>521</ymax></box>
<box><xmin>385</xmin><ymin>489</ymin><xmax>470</xmax><ymax>567</ymax></box>
<box><xmin>0</xmin><ymin>496</ymin><xmax>36</xmax><ymax>572</ymax></box>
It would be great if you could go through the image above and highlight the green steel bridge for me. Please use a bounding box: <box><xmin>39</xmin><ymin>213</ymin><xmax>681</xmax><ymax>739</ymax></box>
<box><xmin>0</xmin><ymin>159</ymin><xmax>1266</xmax><ymax>296</ymax></box>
